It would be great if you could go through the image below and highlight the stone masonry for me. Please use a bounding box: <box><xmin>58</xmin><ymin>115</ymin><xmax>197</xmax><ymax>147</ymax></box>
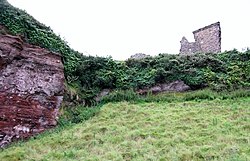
<box><xmin>180</xmin><ymin>22</ymin><xmax>221</xmax><ymax>54</ymax></box>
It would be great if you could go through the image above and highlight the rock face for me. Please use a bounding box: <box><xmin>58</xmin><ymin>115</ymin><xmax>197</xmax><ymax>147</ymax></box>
<box><xmin>137</xmin><ymin>80</ymin><xmax>190</xmax><ymax>95</ymax></box>
<box><xmin>0</xmin><ymin>29</ymin><xmax>65</xmax><ymax>147</ymax></box>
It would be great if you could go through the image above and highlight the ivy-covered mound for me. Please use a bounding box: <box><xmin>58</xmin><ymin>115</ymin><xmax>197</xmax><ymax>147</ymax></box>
<box><xmin>1</xmin><ymin>0</ymin><xmax>250</xmax><ymax>105</ymax></box>
<box><xmin>73</xmin><ymin>50</ymin><xmax>250</xmax><ymax>100</ymax></box>
<box><xmin>0</xmin><ymin>0</ymin><xmax>81</xmax><ymax>77</ymax></box>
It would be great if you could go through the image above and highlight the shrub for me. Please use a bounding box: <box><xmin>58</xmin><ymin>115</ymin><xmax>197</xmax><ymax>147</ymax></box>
<box><xmin>1</xmin><ymin>1</ymin><xmax>250</xmax><ymax>106</ymax></box>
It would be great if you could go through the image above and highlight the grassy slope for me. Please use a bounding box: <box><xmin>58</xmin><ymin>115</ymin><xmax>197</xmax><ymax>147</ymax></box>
<box><xmin>0</xmin><ymin>97</ymin><xmax>249</xmax><ymax>161</ymax></box>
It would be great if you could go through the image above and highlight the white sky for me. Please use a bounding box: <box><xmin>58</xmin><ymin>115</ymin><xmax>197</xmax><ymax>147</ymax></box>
<box><xmin>8</xmin><ymin>0</ymin><xmax>250</xmax><ymax>60</ymax></box>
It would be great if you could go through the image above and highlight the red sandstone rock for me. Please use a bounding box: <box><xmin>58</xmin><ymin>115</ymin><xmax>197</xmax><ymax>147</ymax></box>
<box><xmin>0</xmin><ymin>27</ymin><xmax>64</xmax><ymax>147</ymax></box>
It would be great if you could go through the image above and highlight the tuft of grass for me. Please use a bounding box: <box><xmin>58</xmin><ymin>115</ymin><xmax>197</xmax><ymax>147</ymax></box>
<box><xmin>58</xmin><ymin>105</ymin><xmax>101</xmax><ymax>126</ymax></box>
<box><xmin>100</xmin><ymin>88</ymin><xmax>250</xmax><ymax>104</ymax></box>
<box><xmin>0</xmin><ymin>96</ymin><xmax>249</xmax><ymax>160</ymax></box>
<box><xmin>100</xmin><ymin>89</ymin><xmax>140</xmax><ymax>104</ymax></box>
<box><xmin>221</xmin><ymin>89</ymin><xmax>250</xmax><ymax>99</ymax></box>
<box><xmin>184</xmin><ymin>89</ymin><xmax>220</xmax><ymax>101</ymax></box>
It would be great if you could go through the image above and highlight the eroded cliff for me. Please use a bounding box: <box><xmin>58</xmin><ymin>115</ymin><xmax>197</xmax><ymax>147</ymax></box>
<box><xmin>0</xmin><ymin>26</ymin><xmax>65</xmax><ymax>147</ymax></box>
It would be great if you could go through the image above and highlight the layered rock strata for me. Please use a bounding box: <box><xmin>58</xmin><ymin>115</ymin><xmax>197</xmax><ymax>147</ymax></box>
<box><xmin>0</xmin><ymin>28</ymin><xmax>64</xmax><ymax>147</ymax></box>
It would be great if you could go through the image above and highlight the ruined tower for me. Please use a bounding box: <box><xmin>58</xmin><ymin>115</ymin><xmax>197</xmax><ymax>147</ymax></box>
<box><xmin>180</xmin><ymin>22</ymin><xmax>221</xmax><ymax>54</ymax></box>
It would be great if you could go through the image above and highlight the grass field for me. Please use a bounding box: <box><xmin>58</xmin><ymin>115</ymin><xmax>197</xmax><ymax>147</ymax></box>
<box><xmin>0</xmin><ymin>93</ymin><xmax>250</xmax><ymax>160</ymax></box>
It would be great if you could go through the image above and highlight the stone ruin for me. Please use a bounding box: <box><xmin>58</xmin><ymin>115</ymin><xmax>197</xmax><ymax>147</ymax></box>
<box><xmin>180</xmin><ymin>22</ymin><xmax>221</xmax><ymax>54</ymax></box>
<box><xmin>130</xmin><ymin>53</ymin><xmax>150</xmax><ymax>60</ymax></box>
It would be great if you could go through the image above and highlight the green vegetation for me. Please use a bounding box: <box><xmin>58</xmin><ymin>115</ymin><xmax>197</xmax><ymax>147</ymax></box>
<box><xmin>71</xmin><ymin>50</ymin><xmax>250</xmax><ymax>103</ymax></box>
<box><xmin>1</xmin><ymin>0</ymin><xmax>250</xmax><ymax>105</ymax></box>
<box><xmin>60</xmin><ymin>89</ymin><xmax>250</xmax><ymax>125</ymax></box>
<box><xmin>1</xmin><ymin>2</ymin><xmax>250</xmax><ymax>160</ymax></box>
<box><xmin>1</xmin><ymin>90</ymin><xmax>249</xmax><ymax>160</ymax></box>
<box><xmin>0</xmin><ymin>0</ymin><xmax>81</xmax><ymax>77</ymax></box>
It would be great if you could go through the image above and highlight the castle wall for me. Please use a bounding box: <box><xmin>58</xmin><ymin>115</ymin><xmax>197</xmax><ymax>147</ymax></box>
<box><xmin>180</xmin><ymin>37</ymin><xmax>201</xmax><ymax>54</ymax></box>
<box><xmin>180</xmin><ymin>22</ymin><xmax>221</xmax><ymax>54</ymax></box>
<box><xmin>193</xmin><ymin>22</ymin><xmax>221</xmax><ymax>53</ymax></box>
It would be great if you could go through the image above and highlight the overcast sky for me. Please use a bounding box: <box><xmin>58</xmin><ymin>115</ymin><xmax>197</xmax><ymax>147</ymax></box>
<box><xmin>8</xmin><ymin>0</ymin><xmax>250</xmax><ymax>60</ymax></box>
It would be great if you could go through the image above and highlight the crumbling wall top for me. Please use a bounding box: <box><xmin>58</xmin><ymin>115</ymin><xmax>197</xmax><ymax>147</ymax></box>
<box><xmin>180</xmin><ymin>22</ymin><xmax>221</xmax><ymax>54</ymax></box>
<box><xmin>193</xmin><ymin>22</ymin><xmax>220</xmax><ymax>34</ymax></box>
